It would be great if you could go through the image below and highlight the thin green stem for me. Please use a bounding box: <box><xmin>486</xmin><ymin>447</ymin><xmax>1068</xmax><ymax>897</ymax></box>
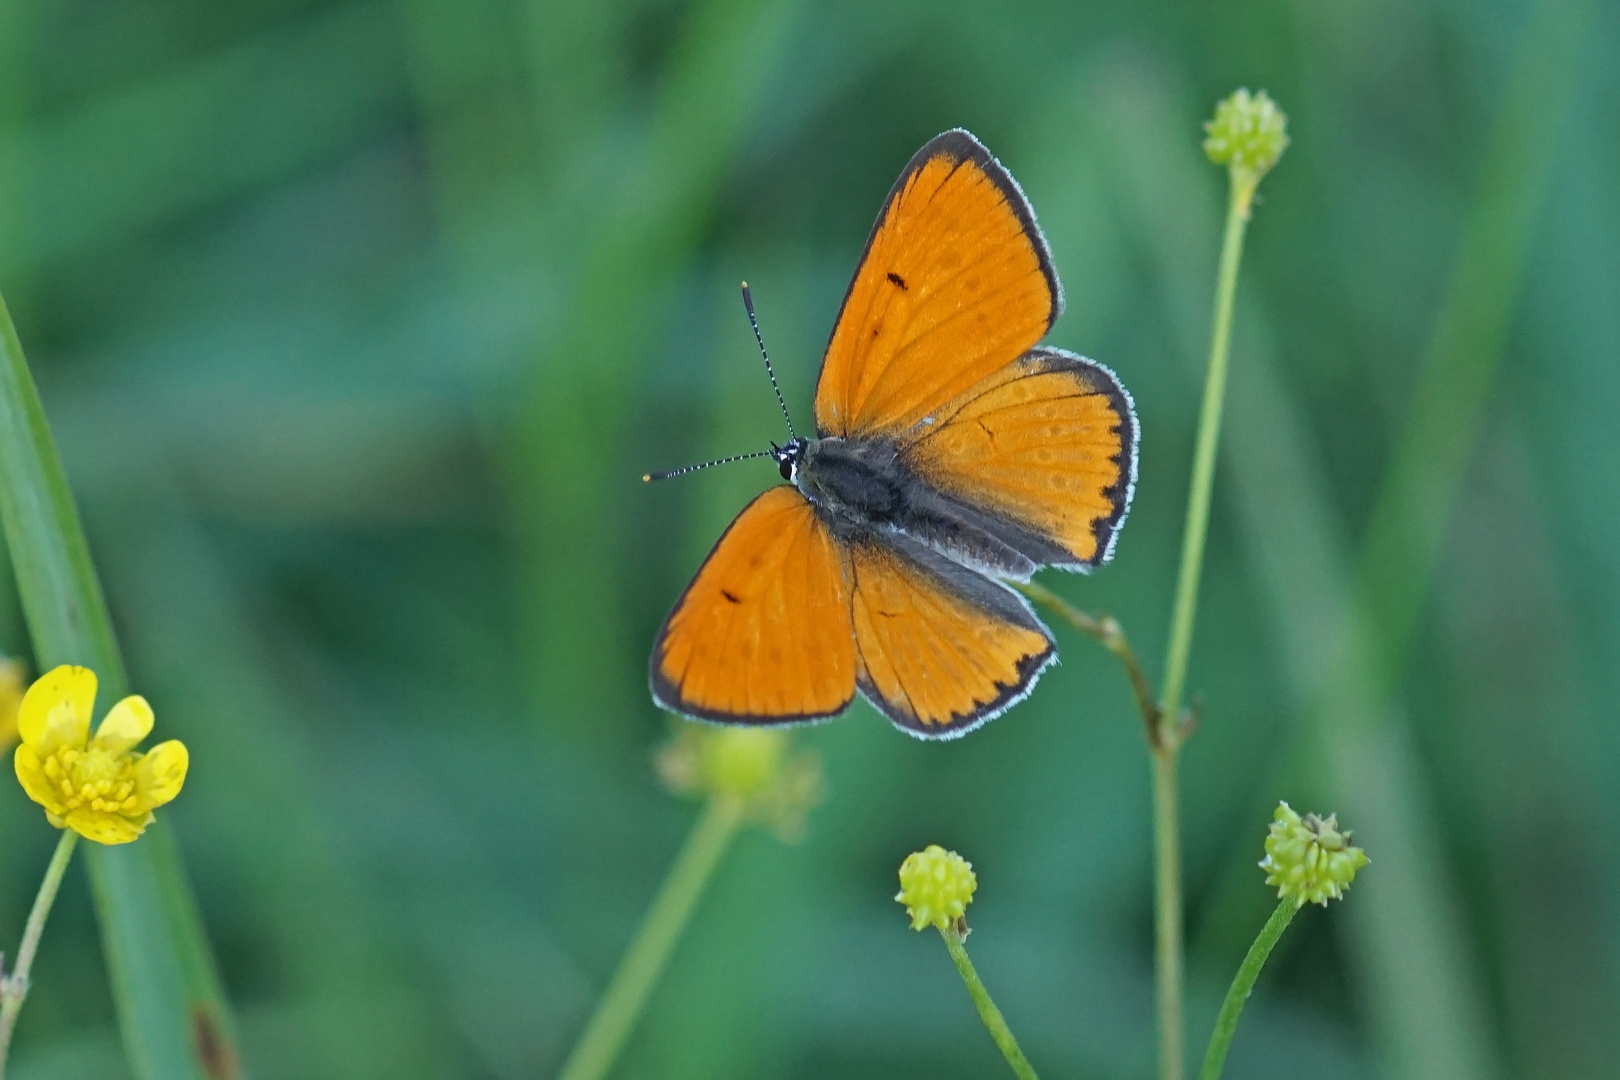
<box><xmin>1017</xmin><ymin>580</ymin><xmax>1160</xmax><ymax>744</ymax></box>
<box><xmin>1151</xmin><ymin>747</ymin><xmax>1183</xmax><ymax>1080</ymax></box>
<box><xmin>1151</xmin><ymin>172</ymin><xmax>1256</xmax><ymax>1080</ymax></box>
<box><xmin>1198</xmin><ymin>898</ymin><xmax>1299</xmax><ymax>1080</ymax></box>
<box><xmin>939</xmin><ymin>925</ymin><xmax>1040</xmax><ymax>1080</ymax></box>
<box><xmin>556</xmin><ymin>796</ymin><xmax>744</xmax><ymax>1080</ymax></box>
<box><xmin>1160</xmin><ymin>177</ymin><xmax>1254</xmax><ymax>730</ymax></box>
<box><xmin>0</xmin><ymin>830</ymin><xmax>79</xmax><ymax>1077</ymax></box>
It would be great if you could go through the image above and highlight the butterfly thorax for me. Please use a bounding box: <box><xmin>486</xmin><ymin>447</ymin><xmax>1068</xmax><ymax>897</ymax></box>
<box><xmin>784</xmin><ymin>436</ymin><xmax>1058</xmax><ymax>581</ymax></box>
<box><xmin>792</xmin><ymin>437</ymin><xmax>906</xmax><ymax>532</ymax></box>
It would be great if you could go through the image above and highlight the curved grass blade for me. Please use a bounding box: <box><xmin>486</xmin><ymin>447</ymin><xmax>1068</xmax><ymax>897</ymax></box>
<box><xmin>0</xmin><ymin>293</ymin><xmax>241</xmax><ymax>1080</ymax></box>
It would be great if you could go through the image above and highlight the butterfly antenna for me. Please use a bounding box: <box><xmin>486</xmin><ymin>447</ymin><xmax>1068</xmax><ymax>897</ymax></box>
<box><xmin>643</xmin><ymin>449</ymin><xmax>775</xmax><ymax>483</ymax></box>
<box><xmin>741</xmin><ymin>282</ymin><xmax>797</xmax><ymax>441</ymax></box>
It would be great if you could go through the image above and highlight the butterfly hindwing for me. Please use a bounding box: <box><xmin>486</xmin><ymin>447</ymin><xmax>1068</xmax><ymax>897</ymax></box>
<box><xmin>815</xmin><ymin>129</ymin><xmax>1060</xmax><ymax>439</ymax></box>
<box><xmin>901</xmin><ymin>347</ymin><xmax>1137</xmax><ymax>570</ymax></box>
<box><xmin>650</xmin><ymin>486</ymin><xmax>857</xmax><ymax>723</ymax></box>
<box><xmin>849</xmin><ymin>529</ymin><xmax>1055</xmax><ymax>738</ymax></box>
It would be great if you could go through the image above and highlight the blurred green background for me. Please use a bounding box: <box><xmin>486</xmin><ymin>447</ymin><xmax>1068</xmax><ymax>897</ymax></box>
<box><xmin>0</xmin><ymin>0</ymin><xmax>1614</xmax><ymax>1076</ymax></box>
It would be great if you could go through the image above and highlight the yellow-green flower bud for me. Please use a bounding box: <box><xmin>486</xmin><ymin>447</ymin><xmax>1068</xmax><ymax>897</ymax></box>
<box><xmin>896</xmin><ymin>845</ymin><xmax>977</xmax><ymax>932</ymax></box>
<box><xmin>700</xmin><ymin>727</ymin><xmax>784</xmax><ymax>800</ymax></box>
<box><xmin>1204</xmin><ymin>89</ymin><xmax>1289</xmax><ymax>185</ymax></box>
<box><xmin>1259</xmin><ymin>802</ymin><xmax>1369</xmax><ymax>908</ymax></box>
<box><xmin>659</xmin><ymin>725</ymin><xmax>783</xmax><ymax>800</ymax></box>
<box><xmin>754</xmin><ymin>750</ymin><xmax>824</xmax><ymax>843</ymax></box>
<box><xmin>657</xmin><ymin>724</ymin><xmax>823</xmax><ymax>840</ymax></box>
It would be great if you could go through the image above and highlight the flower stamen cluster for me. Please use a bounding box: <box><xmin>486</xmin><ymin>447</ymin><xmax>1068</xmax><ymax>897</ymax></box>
<box><xmin>12</xmin><ymin>665</ymin><xmax>188</xmax><ymax>845</ymax></box>
<box><xmin>1259</xmin><ymin>801</ymin><xmax>1368</xmax><ymax>908</ymax></box>
<box><xmin>896</xmin><ymin>845</ymin><xmax>977</xmax><ymax>932</ymax></box>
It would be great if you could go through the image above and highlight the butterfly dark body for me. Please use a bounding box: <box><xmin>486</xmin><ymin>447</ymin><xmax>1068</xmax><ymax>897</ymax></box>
<box><xmin>650</xmin><ymin>129</ymin><xmax>1139</xmax><ymax>738</ymax></box>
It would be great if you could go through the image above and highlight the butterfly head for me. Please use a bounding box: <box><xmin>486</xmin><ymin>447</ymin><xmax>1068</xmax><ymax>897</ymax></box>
<box><xmin>770</xmin><ymin>438</ymin><xmax>810</xmax><ymax>483</ymax></box>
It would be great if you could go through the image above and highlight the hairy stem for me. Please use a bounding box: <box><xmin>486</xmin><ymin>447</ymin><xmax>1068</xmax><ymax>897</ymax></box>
<box><xmin>939</xmin><ymin>924</ymin><xmax>1040</xmax><ymax>1080</ymax></box>
<box><xmin>0</xmin><ymin>830</ymin><xmax>79</xmax><ymax>1077</ymax></box>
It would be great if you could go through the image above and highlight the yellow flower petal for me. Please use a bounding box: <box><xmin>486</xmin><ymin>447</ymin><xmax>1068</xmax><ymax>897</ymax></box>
<box><xmin>0</xmin><ymin>657</ymin><xmax>25</xmax><ymax>749</ymax></box>
<box><xmin>18</xmin><ymin>665</ymin><xmax>95</xmax><ymax>754</ymax></box>
<box><xmin>65</xmin><ymin>808</ymin><xmax>145</xmax><ymax>845</ymax></box>
<box><xmin>94</xmin><ymin>695</ymin><xmax>154</xmax><ymax>754</ymax></box>
<box><xmin>135</xmin><ymin>741</ymin><xmax>188</xmax><ymax>809</ymax></box>
<box><xmin>14</xmin><ymin>744</ymin><xmax>65</xmax><ymax>816</ymax></box>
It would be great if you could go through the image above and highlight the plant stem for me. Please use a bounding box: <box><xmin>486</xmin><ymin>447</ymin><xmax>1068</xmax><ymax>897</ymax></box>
<box><xmin>0</xmin><ymin>830</ymin><xmax>79</xmax><ymax>1077</ymax></box>
<box><xmin>1198</xmin><ymin>898</ymin><xmax>1298</xmax><ymax>1080</ymax></box>
<box><xmin>1017</xmin><ymin>581</ymin><xmax>1160</xmax><ymax>744</ymax></box>
<box><xmin>1160</xmin><ymin>176</ymin><xmax>1253</xmax><ymax>729</ymax></box>
<box><xmin>1150</xmin><ymin>745</ymin><xmax>1184</xmax><ymax>1080</ymax></box>
<box><xmin>556</xmin><ymin>796</ymin><xmax>744</xmax><ymax>1080</ymax></box>
<box><xmin>1151</xmin><ymin>174</ymin><xmax>1256</xmax><ymax>1080</ymax></box>
<box><xmin>939</xmin><ymin>924</ymin><xmax>1040</xmax><ymax>1080</ymax></box>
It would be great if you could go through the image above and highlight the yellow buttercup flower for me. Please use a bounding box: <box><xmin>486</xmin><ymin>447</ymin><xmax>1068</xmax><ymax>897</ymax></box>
<box><xmin>11</xmin><ymin>665</ymin><xmax>188</xmax><ymax>845</ymax></box>
<box><xmin>0</xmin><ymin>656</ymin><xmax>24</xmax><ymax>750</ymax></box>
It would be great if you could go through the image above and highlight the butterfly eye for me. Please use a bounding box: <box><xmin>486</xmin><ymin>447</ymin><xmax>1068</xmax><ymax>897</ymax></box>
<box><xmin>771</xmin><ymin>439</ymin><xmax>803</xmax><ymax>482</ymax></box>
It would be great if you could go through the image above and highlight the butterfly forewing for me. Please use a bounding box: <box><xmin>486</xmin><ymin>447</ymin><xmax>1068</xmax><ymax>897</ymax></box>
<box><xmin>814</xmin><ymin>130</ymin><xmax>1060</xmax><ymax>439</ymax></box>
<box><xmin>650</xmin><ymin>487</ymin><xmax>857</xmax><ymax>722</ymax></box>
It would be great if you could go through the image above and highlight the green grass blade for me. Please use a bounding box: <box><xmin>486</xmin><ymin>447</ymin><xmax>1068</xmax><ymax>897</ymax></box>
<box><xmin>0</xmin><ymin>293</ymin><xmax>240</xmax><ymax>1080</ymax></box>
<box><xmin>1354</xmin><ymin>0</ymin><xmax>1597</xmax><ymax>692</ymax></box>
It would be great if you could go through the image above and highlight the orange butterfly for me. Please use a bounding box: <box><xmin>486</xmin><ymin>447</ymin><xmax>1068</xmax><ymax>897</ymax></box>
<box><xmin>649</xmin><ymin>129</ymin><xmax>1137</xmax><ymax>738</ymax></box>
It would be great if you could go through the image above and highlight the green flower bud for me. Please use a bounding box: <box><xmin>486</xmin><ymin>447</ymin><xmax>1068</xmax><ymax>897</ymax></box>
<box><xmin>700</xmin><ymin>727</ymin><xmax>783</xmax><ymax>799</ymax></box>
<box><xmin>753</xmin><ymin>750</ymin><xmax>824</xmax><ymax>843</ymax></box>
<box><xmin>1259</xmin><ymin>802</ymin><xmax>1369</xmax><ymax>908</ymax></box>
<box><xmin>1203</xmin><ymin>89</ymin><xmax>1289</xmax><ymax>185</ymax></box>
<box><xmin>896</xmin><ymin>845</ymin><xmax>977</xmax><ymax>932</ymax></box>
<box><xmin>657</xmin><ymin>724</ymin><xmax>823</xmax><ymax>840</ymax></box>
